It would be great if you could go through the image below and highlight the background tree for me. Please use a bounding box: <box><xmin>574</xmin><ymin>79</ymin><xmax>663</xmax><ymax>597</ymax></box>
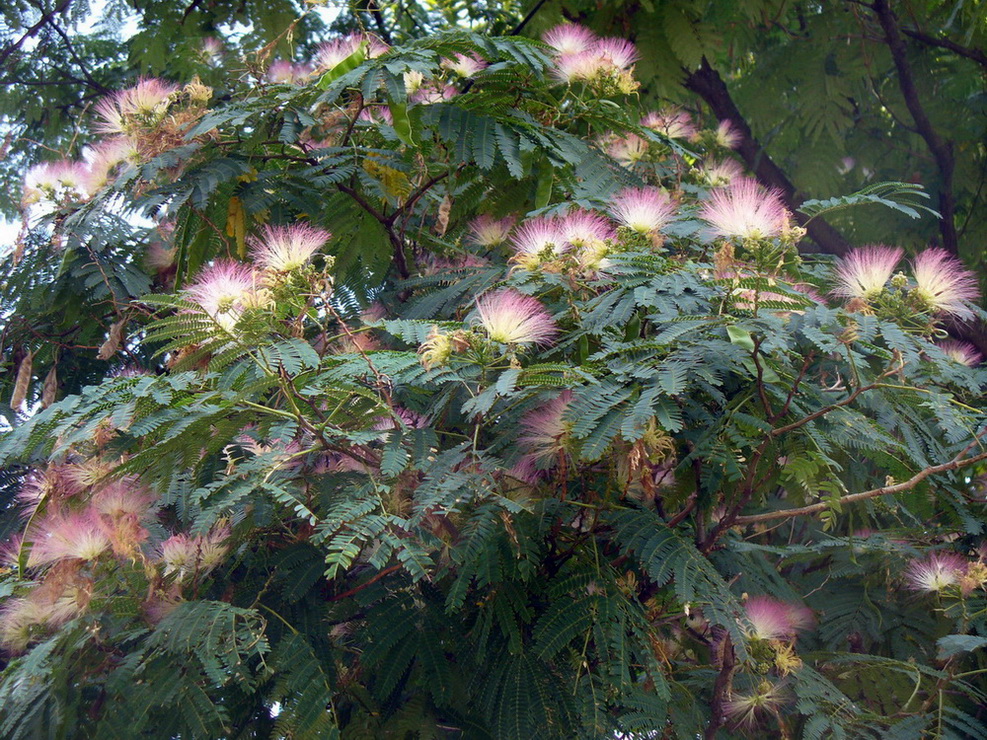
<box><xmin>1</xmin><ymin>12</ymin><xmax>987</xmax><ymax>738</ymax></box>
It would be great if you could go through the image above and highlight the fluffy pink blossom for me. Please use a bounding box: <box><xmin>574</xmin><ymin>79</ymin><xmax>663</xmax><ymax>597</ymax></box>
<box><xmin>509</xmin><ymin>216</ymin><xmax>568</xmax><ymax>267</ymax></box>
<box><xmin>911</xmin><ymin>248</ymin><xmax>980</xmax><ymax>320</ymax></box>
<box><xmin>520</xmin><ymin>390</ymin><xmax>573</xmax><ymax>465</ymax></box>
<box><xmin>700</xmin><ymin>177</ymin><xmax>792</xmax><ymax>241</ymax></box>
<box><xmin>700</xmin><ymin>158</ymin><xmax>745</xmax><ymax>187</ymax></box>
<box><xmin>905</xmin><ymin>552</ymin><xmax>968</xmax><ymax>592</ymax></box>
<box><xmin>936</xmin><ymin>340</ymin><xmax>982</xmax><ymax>367</ymax></box>
<box><xmin>831</xmin><ymin>246</ymin><xmax>903</xmax><ymax>301</ymax></box>
<box><xmin>607</xmin><ymin>134</ymin><xmax>650</xmax><ymax>165</ymax></box>
<box><xmin>593</xmin><ymin>37</ymin><xmax>639</xmax><ymax>70</ymax></box>
<box><xmin>469</xmin><ymin>214</ymin><xmax>515</xmax><ymax>247</ymax></box>
<box><xmin>22</xmin><ymin>160</ymin><xmax>90</xmax><ymax>206</ymax></box>
<box><xmin>725</xmin><ymin>681</ymin><xmax>787</xmax><ymax>730</ymax></box>
<box><xmin>357</xmin><ymin>105</ymin><xmax>394</xmax><ymax>125</ymax></box>
<box><xmin>559</xmin><ymin>209</ymin><xmax>614</xmax><ymax>248</ymax></box>
<box><xmin>743</xmin><ymin>596</ymin><xmax>813</xmax><ymax>640</ymax></box>
<box><xmin>91</xmin><ymin>478</ymin><xmax>157</xmax><ymax>520</ymax></box>
<box><xmin>94</xmin><ymin>77</ymin><xmax>178</xmax><ymax>134</ymax></box>
<box><xmin>552</xmin><ymin>51</ymin><xmax>602</xmax><ymax>84</ymax></box>
<box><xmin>314</xmin><ymin>33</ymin><xmax>388</xmax><ymax>71</ymax></box>
<box><xmin>609</xmin><ymin>187</ymin><xmax>677</xmax><ymax>235</ymax></box>
<box><xmin>28</xmin><ymin>512</ymin><xmax>111</xmax><ymax>567</ymax></box>
<box><xmin>714</xmin><ymin>119</ymin><xmax>741</xmax><ymax>149</ymax></box>
<box><xmin>642</xmin><ymin>109</ymin><xmax>698</xmax><ymax>141</ymax></box>
<box><xmin>186</xmin><ymin>260</ymin><xmax>258</xmax><ymax>330</ymax></box>
<box><xmin>441</xmin><ymin>52</ymin><xmax>488</xmax><ymax>77</ymax></box>
<box><xmin>474</xmin><ymin>289</ymin><xmax>558</xmax><ymax>346</ymax></box>
<box><xmin>266</xmin><ymin>60</ymin><xmax>309</xmax><ymax>85</ymax></box>
<box><xmin>542</xmin><ymin>24</ymin><xmax>597</xmax><ymax>55</ymax></box>
<box><xmin>159</xmin><ymin>526</ymin><xmax>230</xmax><ymax>579</ymax></box>
<box><xmin>81</xmin><ymin>137</ymin><xmax>137</xmax><ymax>194</ymax></box>
<box><xmin>249</xmin><ymin>223</ymin><xmax>332</xmax><ymax>272</ymax></box>
<box><xmin>410</xmin><ymin>84</ymin><xmax>459</xmax><ymax>105</ymax></box>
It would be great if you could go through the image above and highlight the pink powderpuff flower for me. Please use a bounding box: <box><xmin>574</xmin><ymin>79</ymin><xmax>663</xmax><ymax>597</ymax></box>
<box><xmin>911</xmin><ymin>248</ymin><xmax>980</xmax><ymax>320</ymax></box>
<box><xmin>249</xmin><ymin>223</ymin><xmax>332</xmax><ymax>272</ymax></box>
<box><xmin>81</xmin><ymin>137</ymin><xmax>137</xmax><ymax>194</ymax></box>
<box><xmin>743</xmin><ymin>596</ymin><xmax>813</xmax><ymax>640</ymax></box>
<box><xmin>22</xmin><ymin>160</ymin><xmax>90</xmax><ymax>206</ymax></box>
<box><xmin>552</xmin><ymin>51</ymin><xmax>602</xmax><ymax>84</ymax></box>
<box><xmin>642</xmin><ymin>108</ymin><xmax>698</xmax><ymax>141</ymax></box>
<box><xmin>474</xmin><ymin>289</ymin><xmax>558</xmax><ymax>346</ymax></box>
<box><xmin>357</xmin><ymin>105</ymin><xmax>394</xmax><ymax>125</ymax></box>
<box><xmin>592</xmin><ymin>37</ymin><xmax>638</xmax><ymax>70</ymax></box>
<box><xmin>441</xmin><ymin>52</ymin><xmax>488</xmax><ymax>77</ymax></box>
<box><xmin>520</xmin><ymin>390</ymin><xmax>573</xmax><ymax>465</ymax></box>
<box><xmin>314</xmin><ymin>33</ymin><xmax>388</xmax><ymax>72</ymax></box>
<box><xmin>509</xmin><ymin>215</ymin><xmax>568</xmax><ymax>267</ymax></box>
<box><xmin>905</xmin><ymin>552</ymin><xmax>968</xmax><ymax>592</ymax></box>
<box><xmin>936</xmin><ymin>340</ymin><xmax>982</xmax><ymax>367</ymax></box>
<box><xmin>91</xmin><ymin>478</ymin><xmax>157</xmax><ymax>520</ymax></box>
<box><xmin>159</xmin><ymin>525</ymin><xmax>230</xmax><ymax>579</ymax></box>
<box><xmin>559</xmin><ymin>209</ymin><xmax>614</xmax><ymax>248</ymax></box>
<box><xmin>469</xmin><ymin>214</ymin><xmax>515</xmax><ymax>247</ymax></box>
<box><xmin>700</xmin><ymin>158</ymin><xmax>745</xmax><ymax>187</ymax></box>
<box><xmin>831</xmin><ymin>245</ymin><xmax>903</xmax><ymax>301</ymax></box>
<box><xmin>542</xmin><ymin>24</ymin><xmax>597</xmax><ymax>56</ymax></box>
<box><xmin>27</xmin><ymin>512</ymin><xmax>111</xmax><ymax>567</ymax></box>
<box><xmin>608</xmin><ymin>134</ymin><xmax>650</xmax><ymax>165</ymax></box>
<box><xmin>714</xmin><ymin>119</ymin><xmax>741</xmax><ymax>149</ymax></box>
<box><xmin>609</xmin><ymin>187</ymin><xmax>677</xmax><ymax>236</ymax></box>
<box><xmin>94</xmin><ymin>77</ymin><xmax>178</xmax><ymax>134</ymax></box>
<box><xmin>410</xmin><ymin>83</ymin><xmax>459</xmax><ymax>105</ymax></box>
<box><xmin>700</xmin><ymin>177</ymin><xmax>792</xmax><ymax>241</ymax></box>
<box><xmin>266</xmin><ymin>60</ymin><xmax>308</xmax><ymax>85</ymax></box>
<box><xmin>186</xmin><ymin>259</ymin><xmax>258</xmax><ymax>330</ymax></box>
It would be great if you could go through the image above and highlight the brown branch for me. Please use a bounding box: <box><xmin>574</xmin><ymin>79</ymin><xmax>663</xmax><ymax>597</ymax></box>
<box><xmin>683</xmin><ymin>57</ymin><xmax>853</xmax><ymax>256</ymax></box>
<box><xmin>871</xmin><ymin>0</ymin><xmax>959</xmax><ymax>254</ymax></box>
<box><xmin>41</xmin><ymin>10</ymin><xmax>111</xmax><ymax>95</ymax></box>
<box><xmin>900</xmin><ymin>27</ymin><xmax>987</xmax><ymax>69</ymax></box>
<box><xmin>734</xmin><ymin>447</ymin><xmax>987</xmax><ymax>526</ymax></box>
<box><xmin>0</xmin><ymin>0</ymin><xmax>72</xmax><ymax>70</ymax></box>
<box><xmin>705</xmin><ymin>628</ymin><xmax>737</xmax><ymax>740</ymax></box>
<box><xmin>328</xmin><ymin>564</ymin><xmax>402</xmax><ymax>601</ymax></box>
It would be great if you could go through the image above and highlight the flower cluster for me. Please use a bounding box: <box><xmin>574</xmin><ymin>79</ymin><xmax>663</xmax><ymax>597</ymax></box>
<box><xmin>832</xmin><ymin>245</ymin><xmax>980</xmax><ymax>322</ymax></box>
<box><xmin>543</xmin><ymin>24</ymin><xmax>639</xmax><ymax>94</ymax></box>
<box><xmin>183</xmin><ymin>223</ymin><xmax>333</xmax><ymax>332</ymax></box>
<box><xmin>905</xmin><ymin>551</ymin><xmax>987</xmax><ymax>596</ymax></box>
<box><xmin>0</xmin><ymin>461</ymin><xmax>230</xmax><ymax>652</ymax></box>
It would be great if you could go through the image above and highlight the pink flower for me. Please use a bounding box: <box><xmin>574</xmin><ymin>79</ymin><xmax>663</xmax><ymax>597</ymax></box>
<box><xmin>186</xmin><ymin>260</ymin><xmax>258</xmax><ymax>330</ymax></box>
<box><xmin>441</xmin><ymin>52</ymin><xmax>487</xmax><ymax>77</ymax></box>
<box><xmin>266</xmin><ymin>60</ymin><xmax>309</xmax><ymax>85</ymax></box>
<box><xmin>520</xmin><ymin>390</ymin><xmax>573</xmax><ymax>465</ymax></box>
<box><xmin>159</xmin><ymin>526</ymin><xmax>230</xmax><ymax>579</ymax></box>
<box><xmin>911</xmin><ymin>248</ymin><xmax>980</xmax><ymax>320</ymax></box>
<box><xmin>743</xmin><ymin>596</ymin><xmax>813</xmax><ymax>640</ymax></box>
<box><xmin>81</xmin><ymin>137</ymin><xmax>137</xmax><ymax>194</ymax></box>
<box><xmin>91</xmin><ymin>478</ymin><xmax>157</xmax><ymax>520</ymax></box>
<box><xmin>936</xmin><ymin>340</ymin><xmax>981</xmax><ymax>367</ymax></box>
<box><xmin>558</xmin><ymin>209</ymin><xmax>614</xmax><ymax>248</ymax></box>
<box><xmin>22</xmin><ymin>160</ymin><xmax>90</xmax><ymax>206</ymax></box>
<box><xmin>700</xmin><ymin>158</ymin><xmax>745</xmax><ymax>187</ymax></box>
<box><xmin>552</xmin><ymin>51</ymin><xmax>602</xmax><ymax>84</ymax></box>
<box><xmin>609</xmin><ymin>187</ymin><xmax>677</xmax><ymax>235</ymax></box>
<box><xmin>249</xmin><ymin>223</ymin><xmax>332</xmax><ymax>272</ymax></box>
<box><xmin>714</xmin><ymin>119</ymin><xmax>741</xmax><ymax>149</ymax></box>
<box><xmin>469</xmin><ymin>214</ymin><xmax>515</xmax><ymax>247</ymax></box>
<box><xmin>509</xmin><ymin>216</ymin><xmax>568</xmax><ymax>267</ymax></box>
<box><xmin>94</xmin><ymin>77</ymin><xmax>178</xmax><ymax>134</ymax></box>
<box><xmin>700</xmin><ymin>177</ymin><xmax>792</xmax><ymax>241</ymax></box>
<box><xmin>357</xmin><ymin>105</ymin><xmax>394</xmax><ymax>125</ymax></box>
<box><xmin>593</xmin><ymin>37</ymin><xmax>639</xmax><ymax>70</ymax></box>
<box><xmin>28</xmin><ymin>512</ymin><xmax>111</xmax><ymax>567</ymax></box>
<box><xmin>543</xmin><ymin>24</ymin><xmax>597</xmax><ymax>55</ymax></box>
<box><xmin>642</xmin><ymin>108</ymin><xmax>698</xmax><ymax>141</ymax></box>
<box><xmin>725</xmin><ymin>681</ymin><xmax>787</xmax><ymax>730</ymax></box>
<box><xmin>474</xmin><ymin>289</ymin><xmax>558</xmax><ymax>346</ymax></box>
<box><xmin>314</xmin><ymin>33</ymin><xmax>388</xmax><ymax>71</ymax></box>
<box><xmin>607</xmin><ymin>134</ymin><xmax>650</xmax><ymax>165</ymax></box>
<box><xmin>831</xmin><ymin>246</ymin><xmax>903</xmax><ymax>301</ymax></box>
<box><xmin>905</xmin><ymin>552</ymin><xmax>968</xmax><ymax>592</ymax></box>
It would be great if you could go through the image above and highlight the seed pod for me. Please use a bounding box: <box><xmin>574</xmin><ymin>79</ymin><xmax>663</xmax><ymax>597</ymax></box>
<box><xmin>10</xmin><ymin>350</ymin><xmax>33</xmax><ymax>410</ymax></box>
<box><xmin>41</xmin><ymin>364</ymin><xmax>58</xmax><ymax>408</ymax></box>
<box><xmin>98</xmin><ymin>318</ymin><xmax>127</xmax><ymax>360</ymax></box>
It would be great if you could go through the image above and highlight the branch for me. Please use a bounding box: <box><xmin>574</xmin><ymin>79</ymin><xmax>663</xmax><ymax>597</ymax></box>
<box><xmin>870</xmin><ymin>0</ymin><xmax>958</xmax><ymax>254</ymax></box>
<box><xmin>683</xmin><ymin>57</ymin><xmax>853</xmax><ymax>256</ymax></box>
<box><xmin>900</xmin><ymin>27</ymin><xmax>987</xmax><ymax>69</ymax></box>
<box><xmin>42</xmin><ymin>12</ymin><xmax>112</xmax><ymax>95</ymax></box>
<box><xmin>734</xmin><ymin>447</ymin><xmax>987</xmax><ymax>526</ymax></box>
<box><xmin>0</xmin><ymin>0</ymin><xmax>72</xmax><ymax>70</ymax></box>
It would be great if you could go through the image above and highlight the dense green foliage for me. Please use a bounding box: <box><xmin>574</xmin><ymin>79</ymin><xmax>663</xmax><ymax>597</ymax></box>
<box><xmin>1</xmin><ymin>7</ymin><xmax>987</xmax><ymax>740</ymax></box>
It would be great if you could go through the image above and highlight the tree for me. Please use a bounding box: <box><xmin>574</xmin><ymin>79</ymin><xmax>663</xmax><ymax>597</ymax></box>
<box><xmin>2</xmin><ymin>11</ymin><xmax>987</xmax><ymax>740</ymax></box>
